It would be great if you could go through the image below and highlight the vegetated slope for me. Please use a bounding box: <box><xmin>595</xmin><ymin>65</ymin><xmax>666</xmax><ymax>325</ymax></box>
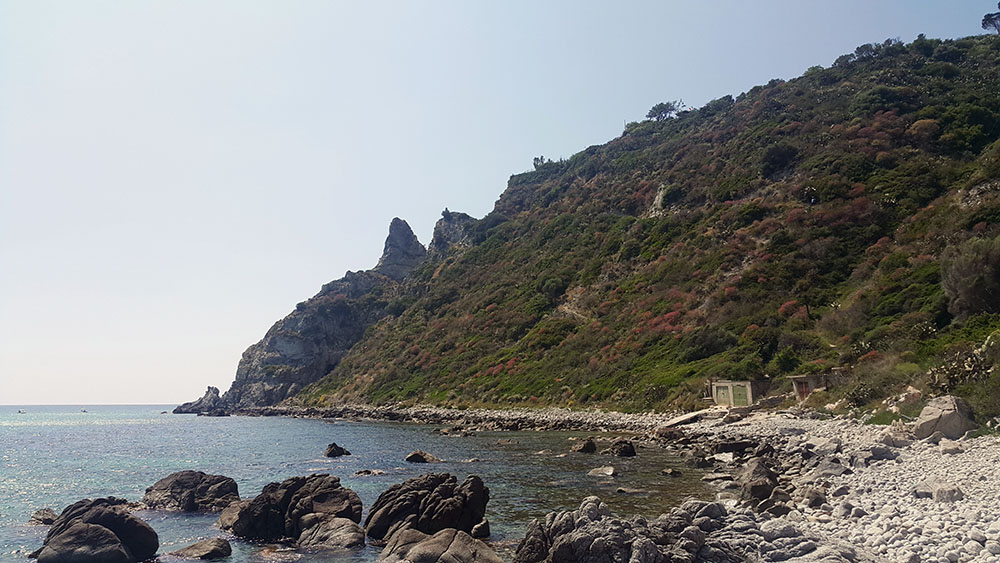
<box><xmin>293</xmin><ymin>35</ymin><xmax>1000</xmax><ymax>417</ymax></box>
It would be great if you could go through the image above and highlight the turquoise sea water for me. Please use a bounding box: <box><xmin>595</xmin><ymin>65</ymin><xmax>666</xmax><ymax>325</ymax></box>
<box><xmin>0</xmin><ymin>405</ymin><xmax>709</xmax><ymax>561</ymax></box>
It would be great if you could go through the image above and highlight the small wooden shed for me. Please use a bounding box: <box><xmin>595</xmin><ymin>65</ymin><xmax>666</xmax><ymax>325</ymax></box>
<box><xmin>711</xmin><ymin>379</ymin><xmax>765</xmax><ymax>407</ymax></box>
<box><xmin>788</xmin><ymin>373</ymin><xmax>826</xmax><ymax>402</ymax></box>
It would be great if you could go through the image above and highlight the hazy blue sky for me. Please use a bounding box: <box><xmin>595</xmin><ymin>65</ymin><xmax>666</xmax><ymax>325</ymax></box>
<box><xmin>0</xmin><ymin>1</ymin><xmax>990</xmax><ymax>405</ymax></box>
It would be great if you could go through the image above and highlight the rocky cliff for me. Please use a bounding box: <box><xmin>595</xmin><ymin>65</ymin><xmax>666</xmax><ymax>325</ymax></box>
<box><xmin>173</xmin><ymin>386</ymin><xmax>222</xmax><ymax>414</ymax></box>
<box><xmin>194</xmin><ymin>219</ymin><xmax>428</xmax><ymax>410</ymax></box>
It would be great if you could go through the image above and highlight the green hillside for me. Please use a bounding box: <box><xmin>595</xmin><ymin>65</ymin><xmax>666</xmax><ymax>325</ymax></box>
<box><xmin>293</xmin><ymin>35</ymin><xmax>1000</xmax><ymax>418</ymax></box>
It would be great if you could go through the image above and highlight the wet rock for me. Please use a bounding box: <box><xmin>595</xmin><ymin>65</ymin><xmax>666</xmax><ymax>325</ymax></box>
<box><xmin>587</xmin><ymin>466</ymin><xmax>615</xmax><ymax>477</ymax></box>
<box><xmin>379</xmin><ymin>528</ymin><xmax>502</xmax><ymax>563</ymax></box>
<box><xmin>571</xmin><ymin>438</ymin><xmax>597</xmax><ymax>453</ymax></box>
<box><xmin>296</xmin><ymin>515</ymin><xmax>365</xmax><ymax>549</ymax></box>
<box><xmin>364</xmin><ymin>473</ymin><xmax>489</xmax><ymax>541</ymax></box>
<box><xmin>218</xmin><ymin>473</ymin><xmax>362</xmax><ymax>543</ymax></box>
<box><xmin>168</xmin><ymin>537</ymin><xmax>232</xmax><ymax>560</ymax></box>
<box><xmin>142</xmin><ymin>470</ymin><xmax>239</xmax><ymax>512</ymax></box>
<box><xmin>661</xmin><ymin>468</ymin><xmax>683</xmax><ymax>477</ymax></box>
<box><xmin>355</xmin><ymin>469</ymin><xmax>386</xmax><ymax>477</ymax></box>
<box><xmin>28</xmin><ymin>508</ymin><xmax>58</xmax><ymax>526</ymax></box>
<box><xmin>405</xmin><ymin>450</ymin><xmax>442</xmax><ymax>463</ymax></box>
<box><xmin>324</xmin><ymin>442</ymin><xmax>351</xmax><ymax>457</ymax></box>
<box><xmin>602</xmin><ymin>439</ymin><xmax>636</xmax><ymax>457</ymax></box>
<box><xmin>34</xmin><ymin>498</ymin><xmax>158</xmax><ymax>563</ymax></box>
<box><xmin>912</xmin><ymin>395</ymin><xmax>978</xmax><ymax>440</ymax></box>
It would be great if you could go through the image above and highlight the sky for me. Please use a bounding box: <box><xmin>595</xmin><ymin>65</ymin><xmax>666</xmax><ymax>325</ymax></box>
<box><xmin>0</xmin><ymin>1</ymin><xmax>991</xmax><ymax>405</ymax></box>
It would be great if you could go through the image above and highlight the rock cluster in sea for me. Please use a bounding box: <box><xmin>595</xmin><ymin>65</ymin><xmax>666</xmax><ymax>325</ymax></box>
<box><xmin>31</xmin><ymin>497</ymin><xmax>158</xmax><ymax>563</ymax></box>
<box><xmin>141</xmin><ymin>470</ymin><xmax>239</xmax><ymax>512</ymax></box>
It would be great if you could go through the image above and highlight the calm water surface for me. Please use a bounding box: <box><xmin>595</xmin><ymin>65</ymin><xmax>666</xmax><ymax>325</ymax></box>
<box><xmin>0</xmin><ymin>405</ymin><xmax>709</xmax><ymax>561</ymax></box>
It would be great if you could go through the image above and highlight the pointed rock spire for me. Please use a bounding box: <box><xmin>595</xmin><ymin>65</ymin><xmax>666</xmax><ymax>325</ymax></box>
<box><xmin>374</xmin><ymin>218</ymin><xmax>426</xmax><ymax>280</ymax></box>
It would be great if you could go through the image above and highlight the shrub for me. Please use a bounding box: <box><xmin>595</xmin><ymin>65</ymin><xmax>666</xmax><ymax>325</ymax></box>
<box><xmin>942</xmin><ymin>235</ymin><xmax>1000</xmax><ymax>320</ymax></box>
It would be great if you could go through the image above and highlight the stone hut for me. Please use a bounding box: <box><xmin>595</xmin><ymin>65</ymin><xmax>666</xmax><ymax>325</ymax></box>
<box><xmin>788</xmin><ymin>373</ymin><xmax>826</xmax><ymax>402</ymax></box>
<box><xmin>710</xmin><ymin>379</ymin><xmax>766</xmax><ymax>407</ymax></box>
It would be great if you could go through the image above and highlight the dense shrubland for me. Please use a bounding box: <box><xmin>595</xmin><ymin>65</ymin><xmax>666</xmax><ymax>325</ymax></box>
<box><xmin>293</xmin><ymin>34</ymin><xmax>1000</xmax><ymax>418</ymax></box>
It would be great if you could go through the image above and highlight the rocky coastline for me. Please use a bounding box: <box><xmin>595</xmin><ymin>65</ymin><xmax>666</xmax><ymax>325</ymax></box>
<box><xmin>218</xmin><ymin>399</ymin><xmax>1000</xmax><ymax>562</ymax></box>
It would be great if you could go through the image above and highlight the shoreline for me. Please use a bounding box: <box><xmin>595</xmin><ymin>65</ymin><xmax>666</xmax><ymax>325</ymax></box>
<box><xmin>231</xmin><ymin>402</ymin><xmax>1000</xmax><ymax>562</ymax></box>
<box><xmin>232</xmin><ymin>403</ymin><xmax>690</xmax><ymax>433</ymax></box>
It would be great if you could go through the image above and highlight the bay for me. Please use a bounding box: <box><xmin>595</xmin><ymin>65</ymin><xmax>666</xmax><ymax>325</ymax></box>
<box><xmin>0</xmin><ymin>405</ymin><xmax>709</xmax><ymax>561</ymax></box>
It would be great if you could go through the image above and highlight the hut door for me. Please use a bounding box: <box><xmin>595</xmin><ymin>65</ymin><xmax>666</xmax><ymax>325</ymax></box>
<box><xmin>733</xmin><ymin>385</ymin><xmax>749</xmax><ymax>406</ymax></box>
<box><xmin>716</xmin><ymin>386</ymin><xmax>730</xmax><ymax>405</ymax></box>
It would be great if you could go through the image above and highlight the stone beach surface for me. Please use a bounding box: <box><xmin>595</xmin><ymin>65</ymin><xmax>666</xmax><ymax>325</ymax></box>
<box><xmin>246</xmin><ymin>403</ymin><xmax>1000</xmax><ymax>562</ymax></box>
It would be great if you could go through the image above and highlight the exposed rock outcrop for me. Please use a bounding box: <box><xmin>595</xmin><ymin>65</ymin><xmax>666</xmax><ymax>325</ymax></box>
<box><xmin>374</xmin><ymin>217</ymin><xmax>427</xmax><ymax>281</ymax></box>
<box><xmin>428</xmin><ymin>209</ymin><xmax>476</xmax><ymax>259</ymax></box>
<box><xmin>142</xmin><ymin>470</ymin><xmax>239</xmax><ymax>512</ymax></box>
<box><xmin>324</xmin><ymin>442</ymin><xmax>351</xmax><ymax>457</ymax></box>
<box><xmin>168</xmin><ymin>537</ymin><xmax>231</xmax><ymax>560</ymax></box>
<box><xmin>28</xmin><ymin>508</ymin><xmax>58</xmax><ymax>526</ymax></box>
<box><xmin>214</xmin><ymin>219</ymin><xmax>426</xmax><ymax>409</ymax></box>
<box><xmin>217</xmin><ymin>473</ymin><xmax>362</xmax><ymax>544</ymax></box>
<box><xmin>364</xmin><ymin>473</ymin><xmax>489</xmax><ymax>542</ymax></box>
<box><xmin>32</xmin><ymin>498</ymin><xmax>158</xmax><ymax>563</ymax></box>
<box><xmin>172</xmin><ymin>387</ymin><xmax>223</xmax><ymax>414</ymax></box>
<box><xmin>379</xmin><ymin>528</ymin><xmax>502</xmax><ymax>563</ymax></box>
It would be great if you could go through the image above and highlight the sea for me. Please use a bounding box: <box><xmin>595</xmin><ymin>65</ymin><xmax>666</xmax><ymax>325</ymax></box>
<box><xmin>0</xmin><ymin>405</ymin><xmax>710</xmax><ymax>561</ymax></box>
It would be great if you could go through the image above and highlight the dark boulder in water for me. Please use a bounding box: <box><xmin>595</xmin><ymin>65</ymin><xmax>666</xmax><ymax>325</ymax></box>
<box><xmin>217</xmin><ymin>473</ymin><xmax>362</xmax><ymax>544</ymax></box>
<box><xmin>168</xmin><ymin>537</ymin><xmax>232</xmax><ymax>560</ymax></box>
<box><xmin>601</xmin><ymin>438</ymin><xmax>636</xmax><ymax>457</ymax></box>
<box><xmin>33</xmin><ymin>497</ymin><xmax>158</xmax><ymax>563</ymax></box>
<box><xmin>324</xmin><ymin>442</ymin><xmax>351</xmax><ymax>457</ymax></box>
<box><xmin>364</xmin><ymin>473</ymin><xmax>489</xmax><ymax>541</ymax></box>
<box><xmin>142</xmin><ymin>470</ymin><xmax>240</xmax><ymax>512</ymax></box>
<box><xmin>404</xmin><ymin>450</ymin><xmax>442</xmax><ymax>463</ymax></box>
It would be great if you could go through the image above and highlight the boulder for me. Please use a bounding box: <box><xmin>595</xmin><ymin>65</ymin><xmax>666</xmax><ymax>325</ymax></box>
<box><xmin>405</xmin><ymin>450</ymin><xmax>442</xmax><ymax>463</ymax></box>
<box><xmin>28</xmin><ymin>508</ymin><xmax>59</xmax><ymax>526</ymax></box>
<box><xmin>168</xmin><ymin>537</ymin><xmax>232</xmax><ymax>560</ymax></box>
<box><xmin>379</xmin><ymin>528</ymin><xmax>502</xmax><ymax>563</ymax></box>
<box><xmin>587</xmin><ymin>466</ymin><xmax>615</xmax><ymax>477</ymax></box>
<box><xmin>602</xmin><ymin>439</ymin><xmax>636</xmax><ymax>457</ymax></box>
<box><xmin>364</xmin><ymin>473</ymin><xmax>489</xmax><ymax>542</ymax></box>
<box><xmin>736</xmin><ymin>458</ymin><xmax>777</xmax><ymax>503</ymax></box>
<box><xmin>324</xmin><ymin>442</ymin><xmax>351</xmax><ymax>457</ymax></box>
<box><xmin>142</xmin><ymin>470</ymin><xmax>239</xmax><ymax>512</ymax></box>
<box><xmin>34</xmin><ymin>498</ymin><xmax>158</xmax><ymax>563</ymax></box>
<box><xmin>914</xmin><ymin>478</ymin><xmax>964</xmax><ymax>502</ymax></box>
<box><xmin>217</xmin><ymin>473</ymin><xmax>362</xmax><ymax>543</ymax></box>
<box><xmin>912</xmin><ymin>395</ymin><xmax>978</xmax><ymax>440</ymax></box>
<box><xmin>570</xmin><ymin>438</ymin><xmax>597</xmax><ymax>453</ymax></box>
<box><xmin>296</xmin><ymin>514</ymin><xmax>366</xmax><ymax>549</ymax></box>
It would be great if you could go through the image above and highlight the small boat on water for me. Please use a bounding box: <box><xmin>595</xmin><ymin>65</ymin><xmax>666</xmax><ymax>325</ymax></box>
<box><xmin>17</xmin><ymin>409</ymin><xmax>25</xmax><ymax>414</ymax></box>
<box><xmin>80</xmin><ymin>409</ymin><xmax>87</xmax><ymax>413</ymax></box>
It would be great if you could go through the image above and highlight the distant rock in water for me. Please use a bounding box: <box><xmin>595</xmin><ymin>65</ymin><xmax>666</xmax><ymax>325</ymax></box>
<box><xmin>142</xmin><ymin>470</ymin><xmax>239</xmax><ymax>512</ymax></box>
<box><xmin>32</xmin><ymin>497</ymin><xmax>158</xmax><ymax>563</ymax></box>
<box><xmin>28</xmin><ymin>508</ymin><xmax>58</xmax><ymax>526</ymax></box>
<box><xmin>324</xmin><ymin>442</ymin><xmax>351</xmax><ymax>457</ymax></box>
<box><xmin>173</xmin><ymin>387</ymin><xmax>222</xmax><ymax>414</ymax></box>
<box><xmin>217</xmin><ymin>218</ymin><xmax>430</xmax><ymax>410</ymax></box>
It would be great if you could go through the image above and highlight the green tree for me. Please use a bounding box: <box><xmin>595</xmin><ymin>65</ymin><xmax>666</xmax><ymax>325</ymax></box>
<box><xmin>942</xmin><ymin>235</ymin><xmax>1000</xmax><ymax>320</ymax></box>
<box><xmin>646</xmin><ymin>100</ymin><xmax>681</xmax><ymax>121</ymax></box>
<box><xmin>984</xmin><ymin>2</ymin><xmax>1000</xmax><ymax>34</ymax></box>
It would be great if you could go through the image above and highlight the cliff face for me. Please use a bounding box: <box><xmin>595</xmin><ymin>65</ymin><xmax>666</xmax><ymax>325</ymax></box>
<box><xmin>214</xmin><ymin>218</ymin><xmax>426</xmax><ymax>409</ymax></box>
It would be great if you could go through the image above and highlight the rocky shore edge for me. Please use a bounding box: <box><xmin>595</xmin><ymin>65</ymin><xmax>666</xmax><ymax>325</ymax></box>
<box><xmin>214</xmin><ymin>397</ymin><xmax>1000</xmax><ymax>562</ymax></box>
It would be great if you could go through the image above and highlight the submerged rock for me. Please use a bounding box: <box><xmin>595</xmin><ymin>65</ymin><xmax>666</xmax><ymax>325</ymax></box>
<box><xmin>571</xmin><ymin>438</ymin><xmax>597</xmax><ymax>453</ymax></box>
<box><xmin>168</xmin><ymin>537</ymin><xmax>232</xmax><ymax>560</ymax></box>
<box><xmin>364</xmin><ymin>473</ymin><xmax>489</xmax><ymax>542</ymax></box>
<box><xmin>33</xmin><ymin>498</ymin><xmax>158</xmax><ymax>563</ymax></box>
<box><xmin>602</xmin><ymin>439</ymin><xmax>636</xmax><ymax>457</ymax></box>
<box><xmin>28</xmin><ymin>508</ymin><xmax>58</xmax><ymax>526</ymax></box>
<box><xmin>142</xmin><ymin>470</ymin><xmax>239</xmax><ymax>512</ymax></box>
